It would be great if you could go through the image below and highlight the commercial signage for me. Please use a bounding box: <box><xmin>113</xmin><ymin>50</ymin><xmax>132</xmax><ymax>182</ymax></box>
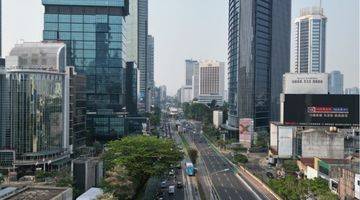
<box><xmin>283</xmin><ymin>94</ymin><xmax>359</xmax><ymax>126</ymax></box>
<box><xmin>239</xmin><ymin>118</ymin><xmax>253</xmax><ymax>148</ymax></box>
<box><xmin>283</xmin><ymin>73</ymin><xmax>328</xmax><ymax>94</ymax></box>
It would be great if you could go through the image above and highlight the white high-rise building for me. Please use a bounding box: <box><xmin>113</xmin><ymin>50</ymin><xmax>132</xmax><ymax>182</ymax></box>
<box><xmin>180</xmin><ymin>85</ymin><xmax>193</xmax><ymax>103</ymax></box>
<box><xmin>294</xmin><ymin>7</ymin><xmax>327</xmax><ymax>73</ymax></box>
<box><xmin>198</xmin><ymin>60</ymin><xmax>225</xmax><ymax>106</ymax></box>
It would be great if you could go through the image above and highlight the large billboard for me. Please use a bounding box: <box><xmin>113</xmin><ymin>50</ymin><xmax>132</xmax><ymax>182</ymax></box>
<box><xmin>283</xmin><ymin>94</ymin><xmax>359</xmax><ymax>126</ymax></box>
<box><xmin>283</xmin><ymin>73</ymin><xmax>328</xmax><ymax>94</ymax></box>
<box><xmin>239</xmin><ymin>118</ymin><xmax>253</xmax><ymax>148</ymax></box>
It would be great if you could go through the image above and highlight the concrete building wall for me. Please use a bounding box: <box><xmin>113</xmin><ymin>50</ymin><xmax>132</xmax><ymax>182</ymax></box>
<box><xmin>301</xmin><ymin>130</ymin><xmax>344</xmax><ymax>159</ymax></box>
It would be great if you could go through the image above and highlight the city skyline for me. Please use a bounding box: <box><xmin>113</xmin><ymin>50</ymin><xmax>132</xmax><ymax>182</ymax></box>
<box><xmin>2</xmin><ymin>0</ymin><xmax>359</xmax><ymax>95</ymax></box>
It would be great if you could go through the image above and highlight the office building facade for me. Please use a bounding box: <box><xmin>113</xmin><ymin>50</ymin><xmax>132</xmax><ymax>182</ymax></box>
<box><xmin>125</xmin><ymin>62</ymin><xmax>138</xmax><ymax>116</ymax></box>
<box><xmin>126</xmin><ymin>0</ymin><xmax>149</xmax><ymax>112</ymax></box>
<box><xmin>294</xmin><ymin>7</ymin><xmax>327</xmax><ymax>73</ymax></box>
<box><xmin>180</xmin><ymin>85</ymin><xmax>193</xmax><ymax>103</ymax></box>
<box><xmin>345</xmin><ymin>87</ymin><xmax>360</xmax><ymax>95</ymax></box>
<box><xmin>329</xmin><ymin>70</ymin><xmax>344</xmax><ymax>94</ymax></box>
<box><xmin>146</xmin><ymin>35</ymin><xmax>154</xmax><ymax>110</ymax></box>
<box><xmin>0</xmin><ymin>42</ymin><xmax>70</xmax><ymax>168</ymax></box>
<box><xmin>227</xmin><ymin>0</ymin><xmax>291</xmax><ymax>133</ymax></box>
<box><xmin>42</xmin><ymin>0</ymin><xmax>129</xmax><ymax>140</ymax></box>
<box><xmin>185</xmin><ymin>59</ymin><xmax>199</xmax><ymax>86</ymax></box>
<box><xmin>67</xmin><ymin>67</ymin><xmax>87</xmax><ymax>150</ymax></box>
<box><xmin>198</xmin><ymin>60</ymin><xmax>225</xmax><ymax>106</ymax></box>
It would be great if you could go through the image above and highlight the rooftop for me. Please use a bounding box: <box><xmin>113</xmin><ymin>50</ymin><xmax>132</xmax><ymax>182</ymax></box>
<box><xmin>4</xmin><ymin>186</ymin><xmax>71</xmax><ymax>200</ymax></box>
<box><xmin>42</xmin><ymin>0</ymin><xmax>127</xmax><ymax>8</ymax></box>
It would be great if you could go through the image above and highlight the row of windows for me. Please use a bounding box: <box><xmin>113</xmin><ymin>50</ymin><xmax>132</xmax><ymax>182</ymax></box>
<box><xmin>44</xmin><ymin>31</ymin><xmax>123</xmax><ymax>42</ymax></box>
<box><xmin>45</xmin><ymin>23</ymin><xmax>122</xmax><ymax>33</ymax></box>
<box><xmin>44</xmin><ymin>14</ymin><xmax>123</xmax><ymax>25</ymax></box>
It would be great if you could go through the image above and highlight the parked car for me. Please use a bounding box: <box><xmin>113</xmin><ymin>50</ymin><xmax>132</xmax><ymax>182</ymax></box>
<box><xmin>161</xmin><ymin>181</ymin><xmax>167</xmax><ymax>188</ymax></box>
<box><xmin>266</xmin><ymin>172</ymin><xmax>274</xmax><ymax>179</ymax></box>
<box><xmin>168</xmin><ymin>185</ymin><xmax>175</xmax><ymax>195</ymax></box>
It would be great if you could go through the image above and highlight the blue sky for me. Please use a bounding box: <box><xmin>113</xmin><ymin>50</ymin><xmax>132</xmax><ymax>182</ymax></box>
<box><xmin>3</xmin><ymin>0</ymin><xmax>359</xmax><ymax>95</ymax></box>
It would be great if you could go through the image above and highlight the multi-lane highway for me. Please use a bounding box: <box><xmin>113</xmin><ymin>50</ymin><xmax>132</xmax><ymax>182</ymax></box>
<box><xmin>184</xmin><ymin>121</ymin><xmax>275</xmax><ymax>200</ymax></box>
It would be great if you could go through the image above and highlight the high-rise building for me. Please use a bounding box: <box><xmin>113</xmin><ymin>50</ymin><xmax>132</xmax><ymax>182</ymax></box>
<box><xmin>0</xmin><ymin>42</ymin><xmax>71</xmax><ymax>169</ymax></box>
<box><xmin>345</xmin><ymin>87</ymin><xmax>360</xmax><ymax>95</ymax></box>
<box><xmin>198</xmin><ymin>60</ymin><xmax>225</xmax><ymax>106</ymax></box>
<box><xmin>227</xmin><ymin>0</ymin><xmax>291</xmax><ymax>133</ymax></box>
<box><xmin>67</xmin><ymin>67</ymin><xmax>87</xmax><ymax>150</ymax></box>
<box><xmin>126</xmin><ymin>0</ymin><xmax>149</xmax><ymax>112</ymax></box>
<box><xmin>42</xmin><ymin>0</ymin><xmax>129</xmax><ymax>140</ymax></box>
<box><xmin>192</xmin><ymin>63</ymin><xmax>200</xmax><ymax>99</ymax></box>
<box><xmin>329</xmin><ymin>70</ymin><xmax>344</xmax><ymax>94</ymax></box>
<box><xmin>294</xmin><ymin>7</ymin><xmax>327</xmax><ymax>73</ymax></box>
<box><xmin>0</xmin><ymin>0</ymin><xmax>2</xmax><ymax>57</ymax></box>
<box><xmin>180</xmin><ymin>85</ymin><xmax>193</xmax><ymax>103</ymax></box>
<box><xmin>159</xmin><ymin>85</ymin><xmax>167</xmax><ymax>104</ymax></box>
<box><xmin>185</xmin><ymin>59</ymin><xmax>199</xmax><ymax>86</ymax></box>
<box><xmin>146</xmin><ymin>35</ymin><xmax>154</xmax><ymax>111</ymax></box>
<box><xmin>125</xmin><ymin>62</ymin><xmax>138</xmax><ymax>116</ymax></box>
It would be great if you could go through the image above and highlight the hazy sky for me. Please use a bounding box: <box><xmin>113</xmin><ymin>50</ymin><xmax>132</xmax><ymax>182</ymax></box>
<box><xmin>3</xmin><ymin>0</ymin><xmax>359</xmax><ymax>95</ymax></box>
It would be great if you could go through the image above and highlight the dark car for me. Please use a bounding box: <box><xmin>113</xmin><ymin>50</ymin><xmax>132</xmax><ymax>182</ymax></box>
<box><xmin>177</xmin><ymin>181</ymin><xmax>183</xmax><ymax>188</ymax></box>
<box><xmin>266</xmin><ymin>172</ymin><xmax>274</xmax><ymax>179</ymax></box>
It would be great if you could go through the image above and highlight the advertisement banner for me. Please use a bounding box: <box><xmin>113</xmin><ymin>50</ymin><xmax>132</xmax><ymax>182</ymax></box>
<box><xmin>283</xmin><ymin>94</ymin><xmax>359</xmax><ymax>126</ymax></box>
<box><xmin>239</xmin><ymin>118</ymin><xmax>253</xmax><ymax>148</ymax></box>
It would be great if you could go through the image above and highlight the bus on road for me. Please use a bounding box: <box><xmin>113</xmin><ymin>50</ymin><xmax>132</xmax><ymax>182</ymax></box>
<box><xmin>185</xmin><ymin>162</ymin><xmax>195</xmax><ymax>176</ymax></box>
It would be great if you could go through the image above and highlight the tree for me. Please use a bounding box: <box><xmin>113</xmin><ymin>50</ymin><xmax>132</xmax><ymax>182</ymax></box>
<box><xmin>103</xmin><ymin>136</ymin><xmax>183</xmax><ymax>191</ymax></box>
<box><xmin>283</xmin><ymin>160</ymin><xmax>299</xmax><ymax>174</ymax></box>
<box><xmin>269</xmin><ymin>176</ymin><xmax>338</xmax><ymax>200</ymax></box>
<box><xmin>216</xmin><ymin>139</ymin><xmax>226</xmax><ymax>149</ymax></box>
<box><xmin>101</xmin><ymin>165</ymin><xmax>134</xmax><ymax>200</ymax></box>
<box><xmin>234</xmin><ymin>154</ymin><xmax>248</xmax><ymax>164</ymax></box>
<box><xmin>188</xmin><ymin>148</ymin><xmax>198</xmax><ymax>164</ymax></box>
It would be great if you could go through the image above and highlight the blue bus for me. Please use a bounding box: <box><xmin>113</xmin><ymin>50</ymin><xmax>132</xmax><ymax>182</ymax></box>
<box><xmin>185</xmin><ymin>162</ymin><xmax>195</xmax><ymax>176</ymax></box>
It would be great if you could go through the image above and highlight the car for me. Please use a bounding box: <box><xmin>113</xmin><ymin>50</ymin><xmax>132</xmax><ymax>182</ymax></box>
<box><xmin>169</xmin><ymin>169</ymin><xmax>175</xmax><ymax>176</ymax></box>
<box><xmin>161</xmin><ymin>181</ymin><xmax>167</xmax><ymax>188</ymax></box>
<box><xmin>177</xmin><ymin>181</ymin><xmax>183</xmax><ymax>188</ymax></box>
<box><xmin>266</xmin><ymin>172</ymin><xmax>274</xmax><ymax>179</ymax></box>
<box><xmin>168</xmin><ymin>185</ymin><xmax>175</xmax><ymax>195</ymax></box>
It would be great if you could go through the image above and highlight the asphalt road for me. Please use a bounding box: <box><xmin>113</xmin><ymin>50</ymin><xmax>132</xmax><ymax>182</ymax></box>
<box><xmin>191</xmin><ymin>132</ymin><xmax>268</xmax><ymax>200</ymax></box>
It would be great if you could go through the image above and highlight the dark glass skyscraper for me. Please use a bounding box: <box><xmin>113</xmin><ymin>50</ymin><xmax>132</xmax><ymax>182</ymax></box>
<box><xmin>227</xmin><ymin>0</ymin><xmax>291</xmax><ymax>133</ymax></box>
<box><xmin>42</xmin><ymin>0</ymin><xmax>129</xmax><ymax>140</ymax></box>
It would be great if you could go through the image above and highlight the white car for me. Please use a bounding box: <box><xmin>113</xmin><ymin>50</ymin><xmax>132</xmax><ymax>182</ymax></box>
<box><xmin>168</xmin><ymin>185</ymin><xmax>175</xmax><ymax>195</ymax></box>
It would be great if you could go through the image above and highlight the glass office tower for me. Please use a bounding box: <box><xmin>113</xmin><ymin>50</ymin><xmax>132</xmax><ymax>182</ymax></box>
<box><xmin>227</xmin><ymin>0</ymin><xmax>291</xmax><ymax>134</ymax></box>
<box><xmin>0</xmin><ymin>42</ymin><xmax>70</xmax><ymax>167</ymax></box>
<box><xmin>42</xmin><ymin>0</ymin><xmax>129</xmax><ymax>140</ymax></box>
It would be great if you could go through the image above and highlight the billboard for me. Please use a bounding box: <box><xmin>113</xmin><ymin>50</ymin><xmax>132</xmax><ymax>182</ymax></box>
<box><xmin>239</xmin><ymin>118</ymin><xmax>253</xmax><ymax>148</ymax></box>
<box><xmin>283</xmin><ymin>94</ymin><xmax>359</xmax><ymax>126</ymax></box>
<box><xmin>277</xmin><ymin>126</ymin><xmax>294</xmax><ymax>158</ymax></box>
<box><xmin>283</xmin><ymin>73</ymin><xmax>328</xmax><ymax>94</ymax></box>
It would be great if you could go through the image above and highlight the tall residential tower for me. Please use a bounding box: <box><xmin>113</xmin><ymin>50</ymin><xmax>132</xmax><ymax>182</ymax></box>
<box><xmin>294</xmin><ymin>7</ymin><xmax>327</xmax><ymax>73</ymax></box>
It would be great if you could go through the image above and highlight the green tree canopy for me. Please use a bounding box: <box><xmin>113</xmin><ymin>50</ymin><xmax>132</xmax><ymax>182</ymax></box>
<box><xmin>188</xmin><ymin>148</ymin><xmax>198</xmax><ymax>165</ymax></box>
<box><xmin>103</xmin><ymin>136</ymin><xmax>183</xmax><ymax>190</ymax></box>
<box><xmin>101</xmin><ymin>165</ymin><xmax>134</xmax><ymax>200</ymax></box>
